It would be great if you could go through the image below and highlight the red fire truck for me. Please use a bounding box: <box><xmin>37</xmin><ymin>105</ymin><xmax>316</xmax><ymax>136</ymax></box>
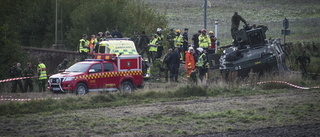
<box><xmin>48</xmin><ymin>39</ymin><xmax>144</xmax><ymax>95</ymax></box>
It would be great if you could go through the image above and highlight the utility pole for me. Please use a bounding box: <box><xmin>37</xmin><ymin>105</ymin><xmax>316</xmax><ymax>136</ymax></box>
<box><xmin>204</xmin><ymin>0</ymin><xmax>207</xmax><ymax>29</ymax></box>
<box><xmin>52</xmin><ymin>0</ymin><xmax>66</xmax><ymax>50</ymax></box>
<box><xmin>214</xmin><ymin>20</ymin><xmax>218</xmax><ymax>53</ymax></box>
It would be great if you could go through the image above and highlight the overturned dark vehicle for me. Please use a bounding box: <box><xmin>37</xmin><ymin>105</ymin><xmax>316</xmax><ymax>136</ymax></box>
<box><xmin>219</xmin><ymin>25</ymin><xmax>288</xmax><ymax>79</ymax></box>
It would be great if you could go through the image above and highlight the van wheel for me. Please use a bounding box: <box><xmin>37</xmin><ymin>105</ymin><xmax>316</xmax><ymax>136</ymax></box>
<box><xmin>75</xmin><ymin>83</ymin><xmax>88</xmax><ymax>95</ymax></box>
<box><xmin>120</xmin><ymin>81</ymin><xmax>133</xmax><ymax>93</ymax></box>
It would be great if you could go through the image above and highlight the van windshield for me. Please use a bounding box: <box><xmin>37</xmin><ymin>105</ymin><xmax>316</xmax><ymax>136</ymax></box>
<box><xmin>65</xmin><ymin>63</ymin><xmax>91</xmax><ymax>72</ymax></box>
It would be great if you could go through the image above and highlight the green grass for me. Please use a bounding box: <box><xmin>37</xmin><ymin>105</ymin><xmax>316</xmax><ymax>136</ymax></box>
<box><xmin>144</xmin><ymin>0</ymin><xmax>320</xmax><ymax>46</ymax></box>
<box><xmin>1</xmin><ymin>78</ymin><xmax>319</xmax><ymax>117</ymax></box>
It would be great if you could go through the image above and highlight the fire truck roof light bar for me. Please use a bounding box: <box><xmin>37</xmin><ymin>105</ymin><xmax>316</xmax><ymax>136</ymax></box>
<box><xmin>84</xmin><ymin>59</ymin><xmax>104</xmax><ymax>62</ymax></box>
<box><xmin>104</xmin><ymin>38</ymin><xmax>131</xmax><ymax>41</ymax></box>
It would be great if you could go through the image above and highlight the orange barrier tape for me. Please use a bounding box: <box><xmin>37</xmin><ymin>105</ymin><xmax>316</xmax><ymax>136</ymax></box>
<box><xmin>257</xmin><ymin>81</ymin><xmax>320</xmax><ymax>90</ymax></box>
<box><xmin>0</xmin><ymin>77</ymin><xmax>33</xmax><ymax>83</ymax></box>
<box><xmin>0</xmin><ymin>96</ymin><xmax>61</xmax><ymax>102</ymax></box>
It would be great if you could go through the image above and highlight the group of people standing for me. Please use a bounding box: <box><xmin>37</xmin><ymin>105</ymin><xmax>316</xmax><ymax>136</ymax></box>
<box><xmin>78</xmin><ymin>27</ymin><xmax>217</xmax><ymax>83</ymax></box>
<box><xmin>9</xmin><ymin>58</ymin><xmax>47</xmax><ymax>93</ymax></box>
<box><xmin>130</xmin><ymin>28</ymin><xmax>217</xmax><ymax>83</ymax></box>
<box><xmin>79</xmin><ymin>28</ymin><xmax>123</xmax><ymax>61</ymax></box>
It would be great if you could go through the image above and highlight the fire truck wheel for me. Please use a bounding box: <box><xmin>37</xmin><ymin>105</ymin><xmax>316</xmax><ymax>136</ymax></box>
<box><xmin>120</xmin><ymin>81</ymin><xmax>133</xmax><ymax>93</ymax></box>
<box><xmin>75</xmin><ymin>83</ymin><xmax>88</xmax><ymax>95</ymax></box>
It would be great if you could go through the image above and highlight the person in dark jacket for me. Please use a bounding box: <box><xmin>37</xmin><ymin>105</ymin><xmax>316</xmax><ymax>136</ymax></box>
<box><xmin>9</xmin><ymin>62</ymin><xmax>24</xmax><ymax>93</ymax></box>
<box><xmin>57</xmin><ymin>59</ymin><xmax>69</xmax><ymax>73</ymax></box>
<box><xmin>138</xmin><ymin>31</ymin><xmax>150</xmax><ymax>60</ymax></box>
<box><xmin>111</xmin><ymin>28</ymin><xmax>123</xmax><ymax>38</ymax></box>
<box><xmin>162</xmin><ymin>48</ymin><xmax>173</xmax><ymax>82</ymax></box>
<box><xmin>192</xmin><ymin>30</ymin><xmax>201</xmax><ymax>49</ymax></box>
<box><xmin>23</xmin><ymin>62</ymin><xmax>34</xmax><ymax>92</ymax></box>
<box><xmin>296</xmin><ymin>50</ymin><xmax>311</xmax><ymax>78</ymax></box>
<box><xmin>182</xmin><ymin>28</ymin><xmax>189</xmax><ymax>61</ymax></box>
<box><xmin>169</xmin><ymin>48</ymin><xmax>181</xmax><ymax>82</ymax></box>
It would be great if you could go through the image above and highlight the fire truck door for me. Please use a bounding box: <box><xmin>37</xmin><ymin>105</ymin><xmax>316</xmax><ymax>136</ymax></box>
<box><xmin>88</xmin><ymin>63</ymin><xmax>103</xmax><ymax>89</ymax></box>
<box><xmin>102</xmin><ymin>63</ymin><xmax>118</xmax><ymax>88</ymax></box>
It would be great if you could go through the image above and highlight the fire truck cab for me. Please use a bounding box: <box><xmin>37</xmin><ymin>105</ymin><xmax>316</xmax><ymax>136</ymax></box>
<box><xmin>48</xmin><ymin>39</ymin><xmax>144</xmax><ymax>95</ymax></box>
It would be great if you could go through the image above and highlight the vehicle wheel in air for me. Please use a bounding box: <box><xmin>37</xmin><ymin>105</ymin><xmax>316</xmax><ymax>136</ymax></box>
<box><xmin>75</xmin><ymin>83</ymin><xmax>88</xmax><ymax>95</ymax></box>
<box><xmin>120</xmin><ymin>81</ymin><xmax>133</xmax><ymax>93</ymax></box>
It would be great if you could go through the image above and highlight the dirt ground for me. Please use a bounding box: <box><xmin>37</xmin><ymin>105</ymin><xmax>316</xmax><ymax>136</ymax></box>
<box><xmin>0</xmin><ymin>88</ymin><xmax>320</xmax><ymax>136</ymax></box>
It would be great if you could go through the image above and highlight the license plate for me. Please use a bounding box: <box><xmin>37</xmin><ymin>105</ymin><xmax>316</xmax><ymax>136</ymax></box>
<box><xmin>52</xmin><ymin>88</ymin><xmax>61</xmax><ymax>91</ymax></box>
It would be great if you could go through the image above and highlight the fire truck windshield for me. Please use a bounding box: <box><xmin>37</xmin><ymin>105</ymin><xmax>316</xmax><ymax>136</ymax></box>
<box><xmin>65</xmin><ymin>63</ymin><xmax>92</xmax><ymax>72</ymax></box>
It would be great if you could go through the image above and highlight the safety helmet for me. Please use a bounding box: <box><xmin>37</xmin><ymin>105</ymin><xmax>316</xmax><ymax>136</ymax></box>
<box><xmin>157</xmin><ymin>28</ymin><xmax>162</xmax><ymax>32</ymax></box>
<box><xmin>176</xmin><ymin>29</ymin><xmax>181</xmax><ymax>33</ymax></box>
<box><xmin>197</xmin><ymin>47</ymin><xmax>204</xmax><ymax>53</ymax></box>
<box><xmin>188</xmin><ymin>47</ymin><xmax>194</xmax><ymax>50</ymax></box>
<box><xmin>201</xmin><ymin>29</ymin><xmax>206</xmax><ymax>33</ymax></box>
<box><xmin>209</xmin><ymin>31</ymin><xmax>214</xmax><ymax>34</ymax></box>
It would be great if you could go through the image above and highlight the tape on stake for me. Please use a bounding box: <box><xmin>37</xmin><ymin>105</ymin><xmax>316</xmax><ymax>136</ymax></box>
<box><xmin>256</xmin><ymin>80</ymin><xmax>319</xmax><ymax>89</ymax></box>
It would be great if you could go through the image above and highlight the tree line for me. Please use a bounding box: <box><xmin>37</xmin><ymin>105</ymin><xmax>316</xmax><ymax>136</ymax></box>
<box><xmin>0</xmin><ymin>0</ymin><xmax>168</xmax><ymax>79</ymax></box>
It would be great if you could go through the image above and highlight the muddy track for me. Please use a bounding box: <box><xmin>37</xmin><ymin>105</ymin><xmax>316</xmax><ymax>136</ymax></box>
<box><xmin>1</xmin><ymin>90</ymin><xmax>319</xmax><ymax>136</ymax></box>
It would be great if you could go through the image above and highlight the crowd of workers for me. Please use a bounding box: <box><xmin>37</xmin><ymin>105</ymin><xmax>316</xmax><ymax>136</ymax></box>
<box><xmin>79</xmin><ymin>26</ymin><xmax>218</xmax><ymax>83</ymax></box>
<box><xmin>8</xmin><ymin>58</ymin><xmax>47</xmax><ymax>93</ymax></box>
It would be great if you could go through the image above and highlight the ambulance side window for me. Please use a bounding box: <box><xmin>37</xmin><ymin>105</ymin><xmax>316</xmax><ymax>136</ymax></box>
<box><xmin>90</xmin><ymin>64</ymin><xmax>102</xmax><ymax>73</ymax></box>
<box><xmin>103</xmin><ymin>63</ymin><xmax>114</xmax><ymax>72</ymax></box>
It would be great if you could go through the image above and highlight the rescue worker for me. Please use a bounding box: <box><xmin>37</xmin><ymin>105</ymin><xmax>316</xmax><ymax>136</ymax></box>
<box><xmin>155</xmin><ymin>28</ymin><xmax>164</xmax><ymax>59</ymax></box>
<box><xmin>167</xmin><ymin>28</ymin><xmax>176</xmax><ymax>49</ymax></box>
<box><xmin>89</xmin><ymin>34</ymin><xmax>97</xmax><ymax>57</ymax></box>
<box><xmin>111</xmin><ymin>28</ymin><xmax>123</xmax><ymax>38</ymax></box>
<box><xmin>57</xmin><ymin>59</ymin><xmax>69</xmax><ymax>73</ymax></box>
<box><xmin>296</xmin><ymin>50</ymin><xmax>311</xmax><ymax>78</ymax></box>
<box><xmin>198</xmin><ymin>29</ymin><xmax>211</xmax><ymax>52</ymax></box>
<box><xmin>196</xmin><ymin>48</ymin><xmax>209</xmax><ymax>82</ymax></box>
<box><xmin>189</xmin><ymin>68</ymin><xmax>198</xmax><ymax>85</ymax></box>
<box><xmin>173</xmin><ymin>29</ymin><xmax>184</xmax><ymax>62</ymax></box>
<box><xmin>9</xmin><ymin>62</ymin><xmax>23</xmax><ymax>93</ymax></box>
<box><xmin>170</xmin><ymin>48</ymin><xmax>181</xmax><ymax>82</ymax></box>
<box><xmin>37</xmin><ymin>58</ymin><xmax>47</xmax><ymax>92</ymax></box>
<box><xmin>231</xmin><ymin>12</ymin><xmax>248</xmax><ymax>42</ymax></box>
<box><xmin>185</xmin><ymin>47</ymin><xmax>195</xmax><ymax>79</ymax></box>
<box><xmin>130</xmin><ymin>30</ymin><xmax>141</xmax><ymax>47</ymax></box>
<box><xmin>162</xmin><ymin>48</ymin><xmax>173</xmax><ymax>82</ymax></box>
<box><xmin>192</xmin><ymin>30</ymin><xmax>201</xmax><ymax>49</ymax></box>
<box><xmin>182</xmin><ymin>28</ymin><xmax>189</xmax><ymax>61</ymax></box>
<box><xmin>208</xmin><ymin>31</ymin><xmax>217</xmax><ymax>54</ymax></box>
<box><xmin>105</xmin><ymin>31</ymin><xmax>113</xmax><ymax>39</ymax></box>
<box><xmin>148</xmin><ymin>34</ymin><xmax>158</xmax><ymax>63</ymax></box>
<box><xmin>138</xmin><ymin>31</ymin><xmax>150</xmax><ymax>61</ymax></box>
<box><xmin>79</xmin><ymin>34</ymin><xmax>90</xmax><ymax>61</ymax></box>
<box><xmin>94</xmin><ymin>32</ymin><xmax>103</xmax><ymax>53</ymax></box>
<box><xmin>23</xmin><ymin>62</ymin><xmax>34</xmax><ymax>92</ymax></box>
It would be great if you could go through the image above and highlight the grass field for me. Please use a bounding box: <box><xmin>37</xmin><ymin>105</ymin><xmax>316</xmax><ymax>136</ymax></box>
<box><xmin>144</xmin><ymin>0</ymin><xmax>320</xmax><ymax>45</ymax></box>
<box><xmin>1</xmin><ymin>0</ymin><xmax>320</xmax><ymax>136</ymax></box>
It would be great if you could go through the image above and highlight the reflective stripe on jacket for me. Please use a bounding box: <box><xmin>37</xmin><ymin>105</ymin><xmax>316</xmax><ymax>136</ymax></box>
<box><xmin>174</xmin><ymin>35</ymin><xmax>183</xmax><ymax>48</ymax></box>
<box><xmin>79</xmin><ymin>39</ymin><xmax>90</xmax><ymax>53</ymax></box>
<box><xmin>198</xmin><ymin>35</ymin><xmax>211</xmax><ymax>48</ymax></box>
<box><xmin>149</xmin><ymin>38</ymin><xmax>158</xmax><ymax>52</ymax></box>
<box><xmin>37</xmin><ymin>63</ymin><xmax>47</xmax><ymax>80</ymax></box>
<box><xmin>196</xmin><ymin>53</ymin><xmax>206</xmax><ymax>67</ymax></box>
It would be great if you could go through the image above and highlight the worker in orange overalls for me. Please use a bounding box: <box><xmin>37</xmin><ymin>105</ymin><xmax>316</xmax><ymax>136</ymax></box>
<box><xmin>185</xmin><ymin>47</ymin><xmax>195</xmax><ymax>79</ymax></box>
<box><xmin>89</xmin><ymin>34</ymin><xmax>97</xmax><ymax>57</ymax></box>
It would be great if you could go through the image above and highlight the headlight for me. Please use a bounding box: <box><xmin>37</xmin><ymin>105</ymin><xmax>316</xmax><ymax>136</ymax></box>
<box><xmin>63</xmin><ymin>77</ymin><xmax>75</xmax><ymax>82</ymax></box>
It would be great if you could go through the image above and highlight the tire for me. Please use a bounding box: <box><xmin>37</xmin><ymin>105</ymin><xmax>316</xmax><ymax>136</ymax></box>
<box><xmin>120</xmin><ymin>81</ymin><xmax>133</xmax><ymax>93</ymax></box>
<box><xmin>75</xmin><ymin>83</ymin><xmax>88</xmax><ymax>95</ymax></box>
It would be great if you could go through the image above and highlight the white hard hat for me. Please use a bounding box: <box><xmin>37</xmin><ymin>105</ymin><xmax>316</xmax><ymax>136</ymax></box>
<box><xmin>157</xmin><ymin>28</ymin><xmax>162</xmax><ymax>32</ymax></box>
<box><xmin>197</xmin><ymin>47</ymin><xmax>203</xmax><ymax>53</ymax></box>
<box><xmin>188</xmin><ymin>47</ymin><xmax>194</xmax><ymax>50</ymax></box>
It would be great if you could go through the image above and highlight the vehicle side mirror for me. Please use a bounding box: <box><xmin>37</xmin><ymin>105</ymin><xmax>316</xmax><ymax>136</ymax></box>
<box><xmin>89</xmin><ymin>69</ymin><xmax>95</xmax><ymax>73</ymax></box>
